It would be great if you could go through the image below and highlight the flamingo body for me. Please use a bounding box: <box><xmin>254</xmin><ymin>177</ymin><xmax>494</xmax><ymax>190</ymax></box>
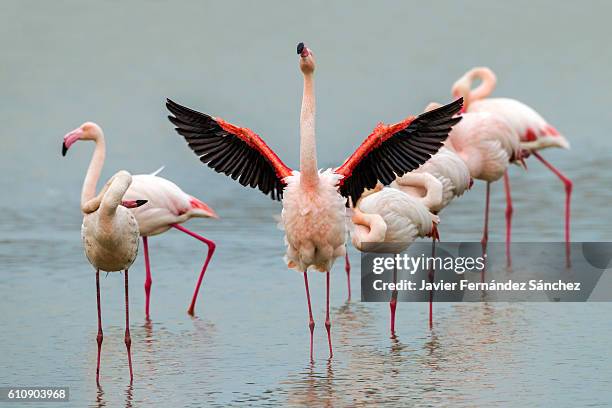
<box><xmin>124</xmin><ymin>174</ymin><xmax>217</xmax><ymax>236</ymax></box>
<box><xmin>447</xmin><ymin>111</ymin><xmax>520</xmax><ymax>183</ymax></box>
<box><xmin>468</xmin><ymin>97</ymin><xmax>569</xmax><ymax>151</ymax></box>
<box><xmin>392</xmin><ymin>147</ymin><xmax>471</xmax><ymax>213</ymax></box>
<box><xmin>82</xmin><ymin>171</ymin><xmax>140</xmax><ymax>272</ymax></box>
<box><xmin>352</xmin><ymin>187</ymin><xmax>437</xmax><ymax>253</ymax></box>
<box><xmin>282</xmin><ymin>170</ymin><xmax>347</xmax><ymax>272</ymax></box>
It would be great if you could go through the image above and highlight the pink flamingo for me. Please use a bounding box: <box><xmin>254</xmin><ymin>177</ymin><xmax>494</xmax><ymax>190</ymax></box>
<box><xmin>62</xmin><ymin>123</ymin><xmax>218</xmax><ymax>320</ymax></box>
<box><xmin>452</xmin><ymin>67</ymin><xmax>571</xmax><ymax>265</ymax></box>
<box><xmin>62</xmin><ymin>134</ymin><xmax>148</xmax><ymax>384</ymax></box>
<box><xmin>351</xmin><ymin>181</ymin><xmax>441</xmax><ymax>335</ymax></box>
<box><xmin>391</xmin><ymin>137</ymin><xmax>472</xmax><ymax>328</ymax></box>
<box><xmin>435</xmin><ymin>104</ymin><xmax>523</xmax><ymax>274</ymax></box>
<box><xmin>167</xmin><ymin>42</ymin><xmax>463</xmax><ymax>360</ymax></box>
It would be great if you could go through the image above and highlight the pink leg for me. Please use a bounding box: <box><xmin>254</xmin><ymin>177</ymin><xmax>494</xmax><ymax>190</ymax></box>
<box><xmin>428</xmin><ymin>237</ymin><xmax>436</xmax><ymax>330</ymax></box>
<box><xmin>171</xmin><ymin>224</ymin><xmax>216</xmax><ymax>316</ymax></box>
<box><xmin>124</xmin><ymin>269</ymin><xmax>133</xmax><ymax>384</ymax></box>
<box><xmin>142</xmin><ymin>236</ymin><xmax>152</xmax><ymax>320</ymax></box>
<box><xmin>390</xmin><ymin>264</ymin><xmax>397</xmax><ymax>336</ymax></box>
<box><xmin>503</xmin><ymin>171</ymin><xmax>513</xmax><ymax>268</ymax></box>
<box><xmin>344</xmin><ymin>246</ymin><xmax>351</xmax><ymax>301</ymax></box>
<box><xmin>95</xmin><ymin>269</ymin><xmax>103</xmax><ymax>385</ymax></box>
<box><xmin>532</xmin><ymin>151</ymin><xmax>572</xmax><ymax>266</ymax></box>
<box><xmin>303</xmin><ymin>271</ymin><xmax>315</xmax><ymax>362</ymax></box>
<box><xmin>325</xmin><ymin>271</ymin><xmax>333</xmax><ymax>358</ymax></box>
<box><xmin>481</xmin><ymin>182</ymin><xmax>491</xmax><ymax>282</ymax></box>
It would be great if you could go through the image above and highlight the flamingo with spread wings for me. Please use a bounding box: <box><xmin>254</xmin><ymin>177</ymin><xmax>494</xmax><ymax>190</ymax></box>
<box><xmin>167</xmin><ymin>42</ymin><xmax>463</xmax><ymax>360</ymax></box>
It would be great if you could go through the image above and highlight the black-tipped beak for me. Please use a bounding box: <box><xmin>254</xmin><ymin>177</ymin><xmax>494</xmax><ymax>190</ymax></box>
<box><xmin>62</xmin><ymin>142</ymin><xmax>68</xmax><ymax>156</ymax></box>
<box><xmin>136</xmin><ymin>200</ymin><xmax>148</xmax><ymax>208</ymax></box>
<box><xmin>297</xmin><ymin>42</ymin><xmax>304</xmax><ymax>55</ymax></box>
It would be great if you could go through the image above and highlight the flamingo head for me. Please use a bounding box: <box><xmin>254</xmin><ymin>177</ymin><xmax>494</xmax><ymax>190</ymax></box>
<box><xmin>62</xmin><ymin>122</ymin><xmax>103</xmax><ymax>156</ymax></box>
<box><xmin>121</xmin><ymin>200</ymin><xmax>148</xmax><ymax>208</ymax></box>
<box><xmin>297</xmin><ymin>42</ymin><xmax>315</xmax><ymax>74</ymax></box>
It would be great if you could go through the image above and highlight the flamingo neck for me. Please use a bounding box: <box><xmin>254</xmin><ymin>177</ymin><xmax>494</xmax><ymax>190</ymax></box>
<box><xmin>351</xmin><ymin>208</ymin><xmax>387</xmax><ymax>250</ymax></box>
<box><xmin>299</xmin><ymin>73</ymin><xmax>318</xmax><ymax>188</ymax></box>
<box><xmin>99</xmin><ymin>171</ymin><xmax>132</xmax><ymax>221</ymax></box>
<box><xmin>468</xmin><ymin>67</ymin><xmax>497</xmax><ymax>102</ymax></box>
<box><xmin>81</xmin><ymin>131</ymin><xmax>106</xmax><ymax>209</ymax></box>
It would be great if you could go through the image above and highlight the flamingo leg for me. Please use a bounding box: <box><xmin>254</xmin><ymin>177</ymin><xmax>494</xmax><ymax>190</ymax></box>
<box><xmin>390</xmin><ymin>263</ymin><xmax>397</xmax><ymax>336</ymax></box>
<box><xmin>532</xmin><ymin>151</ymin><xmax>572</xmax><ymax>266</ymax></box>
<box><xmin>95</xmin><ymin>269</ymin><xmax>103</xmax><ymax>385</ymax></box>
<box><xmin>142</xmin><ymin>236</ymin><xmax>152</xmax><ymax>320</ymax></box>
<box><xmin>481</xmin><ymin>182</ymin><xmax>491</xmax><ymax>282</ymax></box>
<box><xmin>303</xmin><ymin>271</ymin><xmax>315</xmax><ymax>362</ymax></box>
<box><xmin>503</xmin><ymin>170</ymin><xmax>513</xmax><ymax>268</ymax></box>
<box><xmin>344</xmin><ymin>245</ymin><xmax>351</xmax><ymax>301</ymax></box>
<box><xmin>325</xmin><ymin>271</ymin><xmax>333</xmax><ymax>359</ymax></box>
<box><xmin>171</xmin><ymin>224</ymin><xmax>217</xmax><ymax>316</ymax></box>
<box><xmin>124</xmin><ymin>269</ymin><xmax>133</xmax><ymax>384</ymax></box>
<box><xmin>428</xmin><ymin>237</ymin><xmax>436</xmax><ymax>330</ymax></box>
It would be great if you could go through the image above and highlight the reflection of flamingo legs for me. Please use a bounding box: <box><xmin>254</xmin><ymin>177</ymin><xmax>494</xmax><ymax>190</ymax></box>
<box><xmin>171</xmin><ymin>224</ymin><xmax>216</xmax><ymax>316</ymax></box>
<box><xmin>503</xmin><ymin>171</ymin><xmax>513</xmax><ymax>268</ymax></box>
<box><xmin>532</xmin><ymin>152</ymin><xmax>572</xmax><ymax>266</ymax></box>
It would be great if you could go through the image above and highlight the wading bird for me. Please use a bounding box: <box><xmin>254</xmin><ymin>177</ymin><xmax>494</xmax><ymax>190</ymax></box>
<box><xmin>62</xmin><ymin>137</ymin><xmax>147</xmax><ymax>383</ymax></box>
<box><xmin>391</xmin><ymin>138</ymin><xmax>472</xmax><ymax>328</ymax></box>
<box><xmin>62</xmin><ymin>123</ymin><xmax>218</xmax><ymax>319</ymax></box>
<box><xmin>452</xmin><ymin>67</ymin><xmax>571</xmax><ymax>265</ymax></box>
<box><xmin>167</xmin><ymin>42</ymin><xmax>462</xmax><ymax>360</ymax></box>
<box><xmin>351</xmin><ymin>182</ymin><xmax>441</xmax><ymax>335</ymax></box>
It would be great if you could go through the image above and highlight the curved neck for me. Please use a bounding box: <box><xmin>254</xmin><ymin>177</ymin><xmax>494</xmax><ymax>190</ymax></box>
<box><xmin>299</xmin><ymin>73</ymin><xmax>318</xmax><ymax>188</ymax></box>
<box><xmin>351</xmin><ymin>208</ymin><xmax>387</xmax><ymax>250</ymax></box>
<box><xmin>394</xmin><ymin>173</ymin><xmax>443</xmax><ymax>210</ymax></box>
<box><xmin>81</xmin><ymin>132</ymin><xmax>106</xmax><ymax>209</ymax></box>
<box><xmin>468</xmin><ymin>67</ymin><xmax>496</xmax><ymax>102</ymax></box>
<box><xmin>99</xmin><ymin>171</ymin><xmax>132</xmax><ymax>220</ymax></box>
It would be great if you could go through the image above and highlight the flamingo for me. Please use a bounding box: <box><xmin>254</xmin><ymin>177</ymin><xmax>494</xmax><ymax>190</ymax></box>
<box><xmin>166</xmin><ymin>42</ymin><xmax>463</xmax><ymax>360</ymax></box>
<box><xmin>62</xmin><ymin>148</ymin><xmax>147</xmax><ymax>383</ymax></box>
<box><xmin>391</xmin><ymin>136</ymin><xmax>472</xmax><ymax>328</ymax></box>
<box><xmin>452</xmin><ymin>67</ymin><xmax>571</xmax><ymax>265</ymax></box>
<box><xmin>351</xmin><ymin>181</ymin><xmax>441</xmax><ymax>335</ymax></box>
<box><xmin>62</xmin><ymin>123</ymin><xmax>218</xmax><ymax>320</ymax></box>
<box><xmin>432</xmin><ymin>104</ymin><xmax>523</xmax><ymax>275</ymax></box>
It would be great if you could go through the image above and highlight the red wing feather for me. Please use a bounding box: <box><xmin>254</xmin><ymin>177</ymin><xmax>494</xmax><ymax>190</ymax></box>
<box><xmin>167</xmin><ymin>99</ymin><xmax>292</xmax><ymax>200</ymax></box>
<box><xmin>335</xmin><ymin>98</ymin><xmax>463</xmax><ymax>204</ymax></box>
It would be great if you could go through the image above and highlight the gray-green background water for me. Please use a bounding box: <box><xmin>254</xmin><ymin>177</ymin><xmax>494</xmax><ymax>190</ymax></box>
<box><xmin>1</xmin><ymin>1</ymin><xmax>611</xmax><ymax>406</ymax></box>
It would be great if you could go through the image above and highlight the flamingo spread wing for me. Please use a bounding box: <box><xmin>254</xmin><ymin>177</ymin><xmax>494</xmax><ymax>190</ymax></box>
<box><xmin>335</xmin><ymin>98</ymin><xmax>463</xmax><ymax>204</ymax></box>
<box><xmin>167</xmin><ymin>99</ymin><xmax>292</xmax><ymax>200</ymax></box>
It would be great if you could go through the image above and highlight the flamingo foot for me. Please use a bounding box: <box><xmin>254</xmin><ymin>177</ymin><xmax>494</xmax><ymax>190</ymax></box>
<box><xmin>95</xmin><ymin>269</ymin><xmax>103</xmax><ymax>385</ymax></box>
<box><xmin>532</xmin><ymin>152</ymin><xmax>572</xmax><ymax>267</ymax></box>
<box><xmin>303</xmin><ymin>271</ymin><xmax>315</xmax><ymax>362</ymax></box>
<box><xmin>344</xmin><ymin>247</ymin><xmax>351</xmax><ymax>301</ymax></box>
<box><xmin>171</xmin><ymin>224</ymin><xmax>216</xmax><ymax>316</ymax></box>
<box><xmin>503</xmin><ymin>171</ymin><xmax>513</xmax><ymax>269</ymax></box>
<box><xmin>325</xmin><ymin>271</ymin><xmax>333</xmax><ymax>359</ymax></box>
<box><xmin>142</xmin><ymin>236</ymin><xmax>152</xmax><ymax>320</ymax></box>
<box><xmin>124</xmin><ymin>270</ymin><xmax>133</xmax><ymax>384</ymax></box>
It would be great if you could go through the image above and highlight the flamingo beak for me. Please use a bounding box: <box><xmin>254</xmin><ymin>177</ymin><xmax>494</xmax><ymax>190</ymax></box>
<box><xmin>62</xmin><ymin>128</ymin><xmax>84</xmax><ymax>156</ymax></box>
<box><xmin>469</xmin><ymin>177</ymin><xmax>474</xmax><ymax>189</ymax></box>
<box><xmin>297</xmin><ymin>42</ymin><xmax>309</xmax><ymax>58</ymax></box>
<box><xmin>121</xmin><ymin>200</ymin><xmax>148</xmax><ymax>208</ymax></box>
<box><xmin>189</xmin><ymin>197</ymin><xmax>219</xmax><ymax>219</ymax></box>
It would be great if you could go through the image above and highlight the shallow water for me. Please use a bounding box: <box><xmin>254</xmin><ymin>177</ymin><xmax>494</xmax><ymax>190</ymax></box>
<box><xmin>1</xmin><ymin>1</ymin><xmax>612</xmax><ymax>406</ymax></box>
